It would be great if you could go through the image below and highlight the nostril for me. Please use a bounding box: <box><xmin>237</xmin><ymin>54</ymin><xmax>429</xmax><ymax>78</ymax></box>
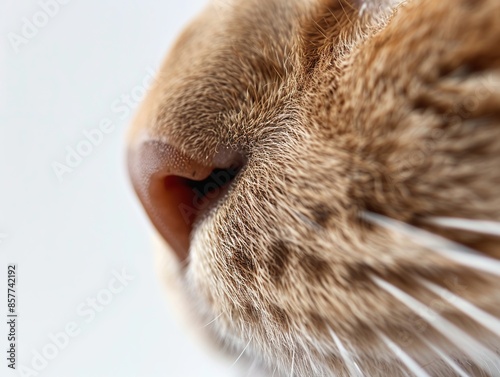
<box><xmin>128</xmin><ymin>140</ymin><xmax>243</xmax><ymax>261</ymax></box>
<box><xmin>184</xmin><ymin>167</ymin><xmax>241</xmax><ymax>202</ymax></box>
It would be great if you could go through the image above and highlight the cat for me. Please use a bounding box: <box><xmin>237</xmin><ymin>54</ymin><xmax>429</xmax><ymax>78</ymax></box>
<box><xmin>127</xmin><ymin>0</ymin><xmax>500</xmax><ymax>375</ymax></box>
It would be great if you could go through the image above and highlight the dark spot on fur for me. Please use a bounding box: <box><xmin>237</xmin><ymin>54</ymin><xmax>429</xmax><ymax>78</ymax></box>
<box><xmin>309</xmin><ymin>204</ymin><xmax>333</xmax><ymax>227</ymax></box>
<box><xmin>269</xmin><ymin>304</ymin><xmax>289</xmax><ymax>331</ymax></box>
<box><xmin>230</xmin><ymin>250</ymin><xmax>255</xmax><ymax>280</ymax></box>
<box><xmin>309</xmin><ymin>312</ymin><xmax>327</xmax><ymax>333</ymax></box>
<box><xmin>462</xmin><ymin>0</ymin><xmax>484</xmax><ymax>9</ymax></box>
<box><xmin>268</xmin><ymin>241</ymin><xmax>291</xmax><ymax>282</ymax></box>
<box><xmin>242</xmin><ymin>302</ymin><xmax>260</xmax><ymax>323</ymax></box>
<box><xmin>301</xmin><ymin>254</ymin><xmax>329</xmax><ymax>280</ymax></box>
<box><xmin>345</xmin><ymin>263</ymin><xmax>372</xmax><ymax>285</ymax></box>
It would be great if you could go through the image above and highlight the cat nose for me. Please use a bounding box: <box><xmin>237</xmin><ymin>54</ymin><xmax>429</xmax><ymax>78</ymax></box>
<box><xmin>128</xmin><ymin>140</ymin><xmax>242</xmax><ymax>261</ymax></box>
<box><xmin>128</xmin><ymin>140</ymin><xmax>214</xmax><ymax>260</ymax></box>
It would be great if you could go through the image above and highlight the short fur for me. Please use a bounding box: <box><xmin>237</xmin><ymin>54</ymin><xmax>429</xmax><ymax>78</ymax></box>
<box><xmin>128</xmin><ymin>0</ymin><xmax>500</xmax><ymax>375</ymax></box>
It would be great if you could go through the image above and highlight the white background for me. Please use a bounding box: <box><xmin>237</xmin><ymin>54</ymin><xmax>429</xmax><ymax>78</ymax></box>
<box><xmin>0</xmin><ymin>0</ymin><xmax>237</xmax><ymax>376</ymax></box>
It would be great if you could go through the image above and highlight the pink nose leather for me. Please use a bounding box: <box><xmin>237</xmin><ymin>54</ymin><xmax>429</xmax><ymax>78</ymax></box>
<box><xmin>128</xmin><ymin>140</ymin><xmax>214</xmax><ymax>260</ymax></box>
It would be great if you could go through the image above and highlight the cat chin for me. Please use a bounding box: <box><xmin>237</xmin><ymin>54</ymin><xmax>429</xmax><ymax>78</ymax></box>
<box><xmin>152</xmin><ymin>231</ymin><xmax>238</xmax><ymax>360</ymax></box>
<box><xmin>158</xmin><ymin>226</ymin><xmax>500</xmax><ymax>376</ymax></box>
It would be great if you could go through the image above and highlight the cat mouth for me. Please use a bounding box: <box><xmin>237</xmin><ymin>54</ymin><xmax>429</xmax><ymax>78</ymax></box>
<box><xmin>128</xmin><ymin>139</ymin><xmax>243</xmax><ymax>261</ymax></box>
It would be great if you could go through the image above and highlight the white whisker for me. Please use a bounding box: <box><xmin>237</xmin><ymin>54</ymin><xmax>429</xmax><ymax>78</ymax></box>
<box><xmin>290</xmin><ymin>348</ymin><xmax>295</xmax><ymax>377</ymax></box>
<box><xmin>362</xmin><ymin>212</ymin><xmax>500</xmax><ymax>277</ymax></box>
<box><xmin>419</xmin><ymin>337</ymin><xmax>470</xmax><ymax>377</ymax></box>
<box><xmin>419</xmin><ymin>278</ymin><xmax>500</xmax><ymax>338</ymax></box>
<box><xmin>376</xmin><ymin>330</ymin><xmax>431</xmax><ymax>377</ymax></box>
<box><xmin>271</xmin><ymin>365</ymin><xmax>277</xmax><ymax>377</ymax></box>
<box><xmin>304</xmin><ymin>344</ymin><xmax>319</xmax><ymax>375</ymax></box>
<box><xmin>231</xmin><ymin>337</ymin><xmax>252</xmax><ymax>367</ymax></box>
<box><xmin>428</xmin><ymin>217</ymin><xmax>500</xmax><ymax>237</ymax></box>
<box><xmin>329</xmin><ymin>328</ymin><xmax>364</xmax><ymax>377</ymax></box>
<box><xmin>201</xmin><ymin>311</ymin><xmax>225</xmax><ymax>328</ymax></box>
<box><xmin>372</xmin><ymin>275</ymin><xmax>500</xmax><ymax>373</ymax></box>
